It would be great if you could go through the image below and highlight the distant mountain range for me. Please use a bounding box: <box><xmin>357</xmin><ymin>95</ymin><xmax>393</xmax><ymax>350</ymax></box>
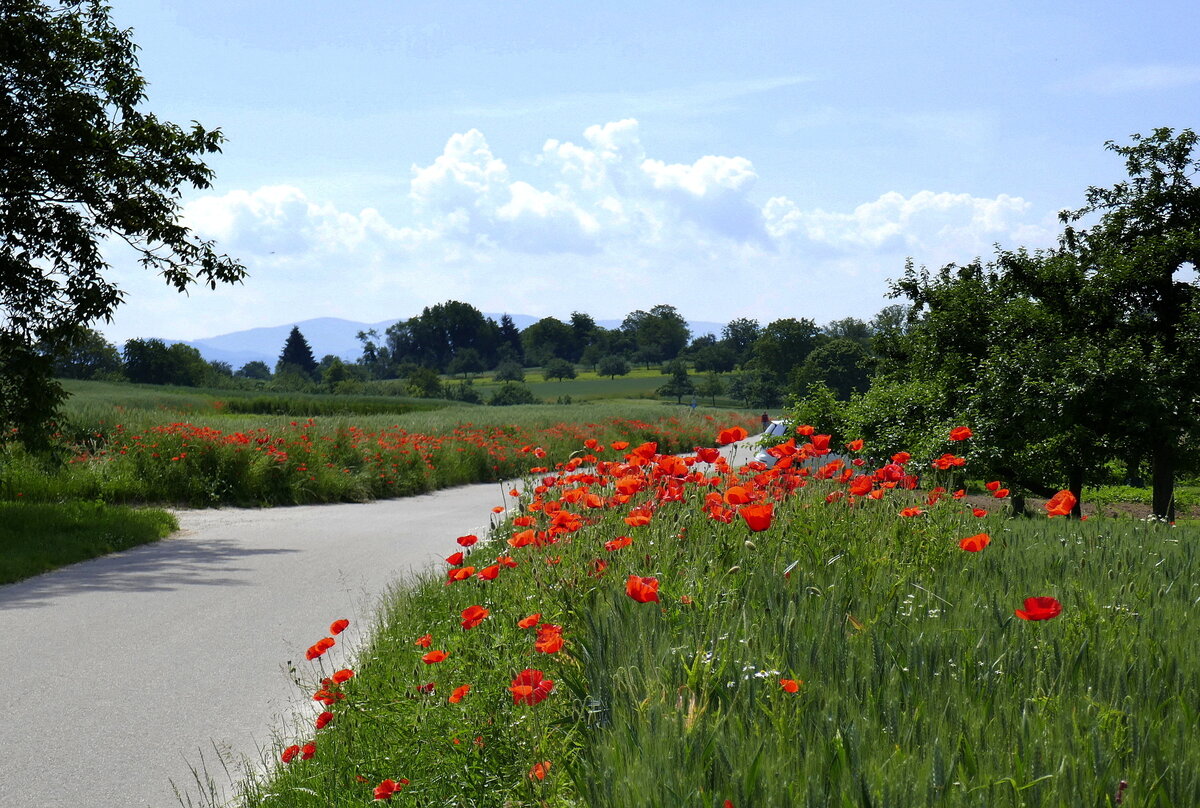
<box><xmin>160</xmin><ymin>314</ymin><xmax>727</xmax><ymax>368</ymax></box>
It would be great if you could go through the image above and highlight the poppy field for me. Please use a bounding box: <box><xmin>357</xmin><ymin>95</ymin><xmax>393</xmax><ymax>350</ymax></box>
<box><xmin>231</xmin><ymin>427</ymin><xmax>1200</xmax><ymax>807</ymax></box>
<box><xmin>2</xmin><ymin>398</ymin><xmax>758</xmax><ymax>507</ymax></box>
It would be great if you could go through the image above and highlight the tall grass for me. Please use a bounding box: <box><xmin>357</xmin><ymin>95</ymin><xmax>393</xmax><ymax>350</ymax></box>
<box><xmin>0</xmin><ymin>501</ymin><xmax>178</xmax><ymax>584</ymax></box>
<box><xmin>3</xmin><ymin>393</ymin><xmax>758</xmax><ymax>507</ymax></box>
<box><xmin>229</xmin><ymin>439</ymin><xmax>1200</xmax><ymax>807</ymax></box>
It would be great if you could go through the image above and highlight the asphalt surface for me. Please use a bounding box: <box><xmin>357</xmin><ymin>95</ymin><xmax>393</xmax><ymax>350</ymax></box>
<box><xmin>0</xmin><ymin>438</ymin><xmax>758</xmax><ymax>808</ymax></box>
<box><xmin>0</xmin><ymin>482</ymin><xmax>517</xmax><ymax>808</ymax></box>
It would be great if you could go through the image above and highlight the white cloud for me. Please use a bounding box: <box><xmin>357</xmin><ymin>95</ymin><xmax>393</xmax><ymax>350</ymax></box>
<box><xmin>128</xmin><ymin>120</ymin><xmax>1057</xmax><ymax>342</ymax></box>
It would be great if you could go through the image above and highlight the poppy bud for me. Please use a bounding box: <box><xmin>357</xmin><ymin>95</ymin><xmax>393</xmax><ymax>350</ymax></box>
<box><xmin>728</xmin><ymin>565</ymin><xmax>741</xmax><ymax>574</ymax></box>
<box><xmin>743</xmin><ymin>540</ymin><xmax>757</xmax><ymax>550</ymax></box>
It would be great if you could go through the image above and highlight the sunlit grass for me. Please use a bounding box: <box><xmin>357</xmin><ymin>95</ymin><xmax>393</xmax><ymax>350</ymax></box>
<box><xmin>232</xmin><ymin>440</ymin><xmax>1200</xmax><ymax>807</ymax></box>
<box><xmin>0</xmin><ymin>501</ymin><xmax>177</xmax><ymax>584</ymax></box>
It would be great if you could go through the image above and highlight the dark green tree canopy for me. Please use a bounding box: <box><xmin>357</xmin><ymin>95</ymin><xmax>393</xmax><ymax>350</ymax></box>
<box><xmin>278</xmin><ymin>326</ymin><xmax>318</xmax><ymax>378</ymax></box>
<box><xmin>1</xmin><ymin>0</ymin><xmax>244</xmax><ymax>443</ymax></box>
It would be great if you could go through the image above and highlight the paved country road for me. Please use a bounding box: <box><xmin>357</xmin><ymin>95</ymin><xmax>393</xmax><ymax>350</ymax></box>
<box><xmin>0</xmin><ymin>438</ymin><xmax>758</xmax><ymax>808</ymax></box>
<box><xmin>0</xmin><ymin>481</ymin><xmax>517</xmax><ymax>808</ymax></box>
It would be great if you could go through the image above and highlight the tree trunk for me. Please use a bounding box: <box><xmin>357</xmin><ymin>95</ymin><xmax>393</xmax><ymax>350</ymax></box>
<box><xmin>1009</xmin><ymin>491</ymin><xmax>1028</xmax><ymax>518</ymax></box>
<box><xmin>1151</xmin><ymin>439</ymin><xmax>1177</xmax><ymax>522</ymax></box>
<box><xmin>1068</xmin><ymin>467</ymin><xmax>1084</xmax><ymax>519</ymax></box>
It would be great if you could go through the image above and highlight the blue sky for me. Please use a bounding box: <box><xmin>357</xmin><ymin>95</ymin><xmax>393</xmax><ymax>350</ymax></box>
<box><xmin>100</xmin><ymin>0</ymin><xmax>1200</xmax><ymax>342</ymax></box>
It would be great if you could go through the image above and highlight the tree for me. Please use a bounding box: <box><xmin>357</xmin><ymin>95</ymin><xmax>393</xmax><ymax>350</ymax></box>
<box><xmin>49</xmin><ymin>327</ymin><xmax>122</xmax><ymax>380</ymax></box>
<box><xmin>656</xmin><ymin>360</ymin><xmax>695</xmax><ymax>404</ymax></box>
<box><xmin>622</xmin><ymin>305</ymin><xmax>690</xmax><ymax>365</ymax></box>
<box><xmin>721</xmin><ymin>318</ymin><xmax>761</xmax><ymax>367</ymax></box>
<box><xmin>1</xmin><ymin>1</ymin><xmax>245</xmax><ymax>446</ymax></box>
<box><xmin>494</xmin><ymin>360</ymin><xmax>525</xmax><ymax>382</ymax></box>
<box><xmin>751</xmin><ymin>318</ymin><xmax>820</xmax><ymax>378</ymax></box>
<box><xmin>122</xmin><ymin>338</ymin><xmax>209</xmax><ymax>386</ymax></box>
<box><xmin>236</xmin><ymin>361</ymin><xmax>272</xmax><ymax>380</ymax></box>
<box><xmin>790</xmin><ymin>338</ymin><xmax>875</xmax><ymax>400</ymax></box>
<box><xmin>697</xmin><ymin>373</ymin><xmax>725</xmax><ymax>406</ymax></box>
<box><xmin>597</xmin><ymin>354</ymin><xmax>629</xmax><ymax>379</ymax></box>
<box><xmin>446</xmin><ymin>347</ymin><xmax>485</xmax><ymax>379</ymax></box>
<box><xmin>496</xmin><ymin>314</ymin><xmax>524</xmax><ymax>366</ymax></box>
<box><xmin>1059</xmin><ymin>128</ymin><xmax>1200</xmax><ymax>520</ymax></box>
<box><xmin>521</xmin><ymin>317</ymin><xmax>574</xmax><ymax>367</ymax></box>
<box><xmin>489</xmin><ymin>382</ymin><xmax>538</xmax><ymax>406</ymax></box>
<box><xmin>543</xmin><ymin>358</ymin><xmax>577</xmax><ymax>381</ymax></box>
<box><xmin>278</xmin><ymin>326</ymin><xmax>318</xmax><ymax>379</ymax></box>
<box><xmin>386</xmin><ymin>301</ymin><xmax>498</xmax><ymax>371</ymax></box>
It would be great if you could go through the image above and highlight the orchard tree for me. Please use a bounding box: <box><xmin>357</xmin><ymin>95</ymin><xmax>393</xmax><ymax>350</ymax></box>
<box><xmin>1</xmin><ymin>0</ymin><xmax>245</xmax><ymax>446</ymax></box>
<box><xmin>597</xmin><ymin>354</ymin><xmax>629</xmax><ymax>379</ymax></box>
<box><xmin>1059</xmin><ymin>127</ymin><xmax>1200</xmax><ymax>520</ymax></box>
<box><xmin>542</xmin><ymin>357</ymin><xmax>577</xmax><ymax>381</ymax></box>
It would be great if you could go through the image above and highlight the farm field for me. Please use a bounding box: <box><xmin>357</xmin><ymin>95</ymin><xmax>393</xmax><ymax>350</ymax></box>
<box><xmin>457</xmin><ymin>366</ymin><xmax>740</xmax><ymax>405</ymax></box>
<box><xmin>2</xmin><ymin>380</ymin><xmax>758</xmax><ymax>509</ymax></box>
<box><xmin>230</xmin><ymin>431</ymin><xmax>1200</xmax><ymax>807</ymax></box>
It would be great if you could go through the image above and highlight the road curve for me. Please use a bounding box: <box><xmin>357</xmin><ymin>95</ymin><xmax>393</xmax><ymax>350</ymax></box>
<box><xmin>0</xmin><ymin>439</ymin><xmax>759</xmax><ymax>808</ymax></box>
<box><xmin>0</xmin><ymin>481</ymin><xmax>517</xmax><ymax>808</ymax></box>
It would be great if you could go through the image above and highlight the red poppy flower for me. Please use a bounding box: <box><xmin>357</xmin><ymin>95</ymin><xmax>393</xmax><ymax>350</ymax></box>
<box><xmin>497</xmin><ymin>555</ymin><xmax>518</xmax><ymax>568</ymax></box>
<box><xmin>509</xmin><ymin>668</ymin><xmax>555</xmax><ymax>705</ymax></box>
<box><xmin>448</xmin><ymin>684</ymin><xmax>471</xmax><ymax>703</ymax></box>
<box><xmin>1015</xmin><ymin>596</ymin><xmax>1062</xmax><ymax>621</ymax></box>
<box><xmin>422</xmin><ymin>650</ymin><xmax>448</xmax><ymax>664</ymax></box>
<box><xmin>891</xmin><ymin>451</ymin><xmax>910</xmax><ymax>464</ymax></box>
<box><xmin>518</xmin><ymin>613</ymin><xmax>541</xmax><ymax>629</ymax></box>
<box><xmin>958</xmin><ymin>533</ymin><xmax>990</xmax><ymax>552</ymax></box>
<box><xmin>724</xmin><ymin>486</ymin><xmax>751</xmax><ymax>505</ymax></box>
<box><xmin>695</xmin><ymin>447</ymin><xmax>721</xmax><ymax>463</ymax></box>
<box><xmin>810</xmin><ymin>434</ymin><xmax>831</xmax><ymax>452</ymax></box>
<box><xmin>972</xmin><ymin>507</ymin><xmax>988</xmax><ymax>517</ymax></box>
<box><xmin>1045</xmin><ymin>489</ymin><xmax>1077</xmax><ymax>517</ymax></box>
<box><xmin>985</xmin><ymin>480</ymin><xmax>1001</xmax><ymax>491</ymax></box>
<box><xmin>300</xmin><ymin>742</ymin><xmax>316</xmax><ymax>760</ymax></box>
<box><xmin>993</xmin><ymin>488</ymin><xmax>1010</xmax><ymax>498</ymax></box>
<box><xmin>626</xmin><ymin>575</ymin><xmax>660</xmax><ymax>603</ymax></box>
<box><xmin>796</xmin><ymin>424</ymin><xmax>815</xmax><ymax>436</ymax></box>
<box><xmin>416</xmin><ymin>682</ymin><xmax>436</xmax><ymax>694</ymax></box>
<box><xmin>305</xmin><ymin>637</ymin><xmax>335</xmax><ymax>661</ymax></box>
<box><xmin>739</xmin><ymin>503</ymin><xmax>774</xmax><ymax>532</ymax></box>
<box><xmin>529</xmin><ymin>761</ymin><xmax>551</xmax><ymax>781</ymax></box>
<box><xmin>949</xmin><ymin>426</ymin><xmax>973</xmax><ymax>441</ymax></box>
<box><xmin>611</xmin><ymin>441</ymin><xmax>629</xmax><ymax>451</ymax></box>
<box><xmin>460</xmin><ymin>605</ymin><xmax>490</xmax><ymax>630</ymax></box>
<box><xmin>605</xmin><ymin>535</ymin><xmax>633</xmax><ymax>552</ymax></box>
<box><xmin>952</xmin><ymin>489</ymin><xmax>965</xmax><ymax>499</ymax></box>
<box><xmin>845</xmin><ymin>439</ymin><xmax>864</xmax><ymax>452</ymax></box>
<box><xmin>281</xmin><ymin>744</ymin><xmax>300</xmax><ymax>763</ymax></box>
<box><xmin>448</xmin><ymin>566</ymin><xmax>476</xmax><ymax>581</ymax></box>
<box><xmin>315</xmin><ymin>711</ymin><xmax>333</xmax><ymax>730</ymax></box>
<box><xmin>899</xmin><ymin>507</ymin><xmax>925</xmax><ymax>517</ymax></box>
<box><xmin>477</xmin><ymin>564</ymin><xmax>500</xmax><ymax>580</ymax></box>
<box><xmin>329</xmin><ymin>619</ymin><xmax>350</xmax><ymax>635</ymax></box>
<box><xmin>716</xmin><ymin>427</ymin><xmax>748</xmax><ymax>445</ymax></box>
<box><xmin>332</xmin><ymin>668</ymin><xmax>354</xmax><ymax>684</ymax></box>
<box><xmin>456</xmin><ymin>534</ymin><xmax>478</xmax><ymax>547</ymax></box>
<box><xmin>445</xmin><ymin>551</ymin><xmax>465</xmax><ymax>566</ymax></box>
<box><xmin>414</xmin><ymin>633</ymin><xmax>432</xmax><ymax>648</ymax></box>
<box><xmin>534</xmin><ymin>623</ymin><xmax>564</xmax><ymax>654</ymax></box>
<box><xmin>373</xmin><ymin>778</ymin><xmax>409</xmax><ymax>800</ymax></box>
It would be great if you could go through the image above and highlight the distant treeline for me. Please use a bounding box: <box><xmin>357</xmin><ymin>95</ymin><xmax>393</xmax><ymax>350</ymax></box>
<box><xmin>52</xmin><ymin>301</ymin><xmax>897</xmax><ymax>407</ymax></box>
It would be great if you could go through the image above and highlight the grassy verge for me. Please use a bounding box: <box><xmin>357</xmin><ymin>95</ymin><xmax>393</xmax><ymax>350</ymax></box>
<box><xmin>232</xmin><ymin>438</ymin><xmax>1200</xmax><ymax>807</ymax></box>
<box><xmin>0</xmin><ymin>501</ymin><xmax>178</xmax><ymax>584</ymax></box>
<box><xmin>5</xmin><ymin>399</ymin><xmax>757</xmax><ymax>507</ymax></box>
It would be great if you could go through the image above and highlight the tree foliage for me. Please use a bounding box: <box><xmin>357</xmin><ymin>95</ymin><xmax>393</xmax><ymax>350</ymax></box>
<box><xmin>277</xmin><ymin>326</ymin><xmax>318</xmax><ymax>378</ymax></box>
<box><xmin>1</xmin><ymin>0</ymin><xmax>245</xmax><ymax>445</ymax></box>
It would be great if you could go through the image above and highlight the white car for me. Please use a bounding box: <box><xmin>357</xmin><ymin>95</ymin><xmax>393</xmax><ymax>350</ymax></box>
<box><xmin>753</xmin><ymin>420</ymin><xmax>790</xmax><ymax>467</ymax></box>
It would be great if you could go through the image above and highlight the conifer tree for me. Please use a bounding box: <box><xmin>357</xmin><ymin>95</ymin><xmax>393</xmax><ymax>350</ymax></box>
<box><xmin>278</xmin><ymin>326</ymin><xmax>318</xmax><ymax>378</ymax></box>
